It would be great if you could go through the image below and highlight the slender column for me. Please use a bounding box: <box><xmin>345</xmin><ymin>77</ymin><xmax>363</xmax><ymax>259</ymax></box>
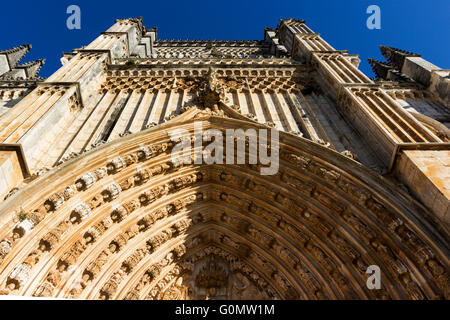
<box><xmin>128</xmin><ymin>90</ymin><xmax>153</xmax><ymax>133</ymax></box>
<box><xmin>263</xmin><ymin>93</ymin><xmax>283</xmax><ymax>130</ymax></box>
<box><xmin>4</xmin><ymin>91</ymin><xmax>63</xmax><ymax>143</ymax></box>
<box><xmin>146</xmin><ymin>91</ymin><xmax>163</xmax><ymax>125</ymax></box>
<box><xmin>108</xmin><ymin>90</ymin><xmax>142</xmax><ymax>141</ymax></box>
<box><xmin>233</xmin><ymin>91</ymin><xmax>247</xmax><ymax>115</ymax></box>
<box><xmin>60</xmin><ymin>91</ymin><xmax>116</xmax><ymax>155</ymax></box>
<box><xmin>273</xmin><ymin>92</ymin><xmax>299</xmax><ymax>133</ymax></box>
<box><xmin>164</xmin><ymin>90</ymin><xmax>178</xmax><ymax>119</ymax></box>
<box><xmin>84</xmin><ymin>92</ymin><xmax>123</xmax><ymax>147</ymax></box>
<box><xmin>251</xmin><ymin>92</ymin><xmax>268</xmax><ymax>124</ymax></box>
<box><xmin>174</xmin><ymin>89</ymin><xmax>187</xmax><ymax>116</ymax></box>
<box><xmin>286</xmin><ymin>93</ymin><xmax>319</xmax><ymax>141</ymax></box>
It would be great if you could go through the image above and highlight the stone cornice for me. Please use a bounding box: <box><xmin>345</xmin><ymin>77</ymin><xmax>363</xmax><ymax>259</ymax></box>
<box><xmin>0</xmin><ymin>80</ymin><xmax>40</xmax><ymax>89</ymax></box>
<box><xmin>153</xmin><ymin>40</ymin><xmax>267</xmax><ymax>47</ymax></box>
<box><xmin>36</xmin><ymin>82</ymin><xmax>84</xmax><ymax>110</ymax></box>
<box><xmin>112</xmin><ymin>57</ymin><xmax>299</xmax><ymax>67</ymax></box>
<box><xmin>71</xmin><ymin>49</ymin><xmax>112</xmax><ymax>64</ymax></box>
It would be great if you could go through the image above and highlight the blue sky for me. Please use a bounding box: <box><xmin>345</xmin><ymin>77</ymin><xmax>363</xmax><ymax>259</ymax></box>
<box><xmin>1</xmin><ymin>0</ymin><xmax>449</xmax><ymax>78</ymax></box>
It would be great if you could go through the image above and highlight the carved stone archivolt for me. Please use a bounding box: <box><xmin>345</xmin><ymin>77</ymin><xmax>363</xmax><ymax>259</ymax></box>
<box><xmin>0</xmin><ymin>116</ymin><xmax>448</xmax><ymax>300</ymax></box>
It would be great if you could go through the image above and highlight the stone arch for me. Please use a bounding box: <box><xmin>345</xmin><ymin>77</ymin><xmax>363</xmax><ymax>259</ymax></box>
<box><xmin>0</xmin><ymin>115</ymin><xmax>448</xmax><ymax>299</ymax></box>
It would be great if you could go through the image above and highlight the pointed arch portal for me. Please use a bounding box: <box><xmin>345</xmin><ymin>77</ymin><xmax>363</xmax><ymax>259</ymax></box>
<box><xmin>0</xmin><ymin>111</ymin><xmax>448</xmax><ymax>300</ymax></box>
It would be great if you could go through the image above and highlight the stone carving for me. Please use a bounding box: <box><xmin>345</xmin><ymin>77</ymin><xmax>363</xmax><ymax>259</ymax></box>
<box><xmin>7</xmin><ymin>264</ymin><xmax>31</xmax><ymax>290</ymax></box>
<box><xmin>328</xmin><ymin>230</ymin><xmax>360</xmax><ymax>261</ymax></box>
<box><xmin>122</xmin><ymin>249</ymin><xmax>146</xmax><ymax>274</ymax></box>
<box><xmin>134</xmin><ymin>169</ymin><xmax>150</xmax><ymax>185</ymax></box>
<box><xmin>75</xmin><ymin>172</ymin><xmax>98</xmax><ymax>191</ymax></box>
<box><xmin>33</xmin><ymin>281</ymin><xmax>54</xmax><ymax>298</ymax></box>
<box><xmin>106</xmin><ymin>157</ymin><xmax>127</xmax><ymax>174</ymax></box>
<box><xmin>101</xmin><ymin>182</ymin><xmax>122</xmax><ymax>201</ymax></box>
<box><xmin>44</xmin><ymin>193</ymin><xmax>65</xmax><ymax>212</ymax></box>
<box><xmin>84</xmin><ymin>221</ymin><xmax>108</xmax><ymax>244</ymax></box>
<box><xmin>279</xmin><ymin>172</ymin><xmax>315</xmax><ymax>196</ymax></box>
<box><xmin>136</xmin><ymin>146</ymin><xmax>152</xmax><ymax>160</ymax></box>
<box><xmin>13</xmin><ymin>219</ymin><xmax>35</xmax><ymax>238</ymax></box>
<box><xmin>170</xmin><ymin>246</ymin><xmax>281</xmax><ymax>300</ymax></box>
<box><xmin>70</xmin><ymin>202</ymin><xmax>92</xmax><ymax>223</ymax></box>
<box><xmin>400</xmin><ymin>273</ymin><xmax>426</xmax><ymax>300</ymax></box>
<box><xmin>248</xmin><ymin>201</ymin><xmax>281</xmax><ymax>226</ymax></box>
<box><xmin>85</xmin><ymin>250</ymin><xmax>110</xmax><ymax>281</ymax></box>
<box><xmin>119</xmin><ymin>177</ymin><xmax>134</xmax><ymax>191</ymax></box>
<box><xmin>247</xmin><ymin>225</ymin><xmax>274</xmax><ymax>248</ymax></box>
<box><xmin>312</xmin><ymin>189</ymin><xmax>345</xmax><ymax>213</ymax></box>
<box><xmin>39</xmin><ymin>220</ymin><xmax>71</xmax><ymax>251</ymax></box>
<box><xmin>59</xmin><ymin>240</ymin><xmax>86</xmax><ymax>270</ymax></box>
<box><xmin>4</xmin><ymin>187</ymin><xmax>20</xmax><ymax>200</ymax></box>
<box><xmin>110</xmin><ymin>205</ymin><xmax>127</xmax><ymax>222</ymax></box>
<box><xmin>100</xmin><ymin>271</ymin><xmax>124</xmax><ymax>300</ymax></box>
<box><xmin>0</xmin><ymin>239</ymin><xmax>12</xmax><ymax>258</ymax></box>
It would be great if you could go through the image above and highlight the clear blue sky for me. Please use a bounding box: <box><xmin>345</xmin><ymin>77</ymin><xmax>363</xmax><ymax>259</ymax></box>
<box><xmin>1</xmin><ymin>0</ymin><xmax>449</xmax><ymax>78</ymax></box>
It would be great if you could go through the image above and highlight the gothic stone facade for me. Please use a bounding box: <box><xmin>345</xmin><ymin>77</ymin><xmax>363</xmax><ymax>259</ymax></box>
<box><xmin>0</xmin><ymin>18</ymin><xmax>448</xmax><ymax>300</ymax></box>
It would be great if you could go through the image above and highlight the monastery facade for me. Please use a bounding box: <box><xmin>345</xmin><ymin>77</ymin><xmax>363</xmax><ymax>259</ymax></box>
<box><xmin>0</xmin><ymin>18</ymin><xmax>448</xmax><ymax>299</ymax></box>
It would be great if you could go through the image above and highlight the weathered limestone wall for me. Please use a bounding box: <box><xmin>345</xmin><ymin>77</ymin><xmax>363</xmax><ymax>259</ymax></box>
<box><xmin>402</xmin><ymin>57</ymin><xmax>440</xmax><ymax>86</ymax></box>
<box><xmin>394</xmin><ymin>150</ymin><xmax>450</xmax><ymax>226</ymax></box>
<box><xmin>0</xmin><ymin>19</ymin><xmax>144</xmax><ymax>200</ymax></box>
<box><xmin>18</xmin><ymin>85</ymin><xmax>81</xmax><ymax>168</ymax></box>
<box><xmin>0</xmin><ymin>91</ymin><xmax>28</xmax><ymax>117</ymax></box>
<box><xmin>276</xmin><ymin>19</ymin><xmax>450</xmax><ymax>226</ymax></box>
<box><xmin>396</xmin><ymin>55</ymin><xmax>450</xmax><ymax>108</ymax></box>
<box><xmin>429</xmin><ymin>70</ymin><xmax>450</xmax><ymax>108</ymax></box>
<box><xmin>0</xmin><ymin>17</ymin><xmax>448</xmax><ymax>232</ymax></box>
<box><xmin>0</xmin><ymin>55</ymin><xmax>9</xmax><ymax>76</ymax></box>
<box><xmin>0</xmin><ymin>151</ymin><xmax>23</xmax><ymax>198</ymax></box>
<box><xmin>394</xmin><ymin>95</ymin><xmax>450</xmax><ymax>129</ymax></box>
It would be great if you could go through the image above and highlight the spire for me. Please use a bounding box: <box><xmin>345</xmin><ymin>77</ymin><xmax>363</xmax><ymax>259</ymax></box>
<box><xmin>379</xmin><ymin>46</ymin><xmax>420</xmax><ymax>71</ymax></box>
<box><xmin>0</xmin><ymin>59</ymin><xmax>45</xmax><ymax>81</ymax></box>
<box><xmin>16</xmin><ymin>59</ymin><xmax>46</xmax><ymax>79</ymax></box>
<box><xmin>368</xmin><ymin>58</ymin><xmax>392</xmax><ymax>80</ymax></box>
<box><xmin>0</xmin><ymin>44</ymin><xmax>32</xmax><ymax>68</ymax></box>
<box><xmin>0</xmin><ymin>45</ymin><xmax>45</xmax><ymax>80</ymax></box>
